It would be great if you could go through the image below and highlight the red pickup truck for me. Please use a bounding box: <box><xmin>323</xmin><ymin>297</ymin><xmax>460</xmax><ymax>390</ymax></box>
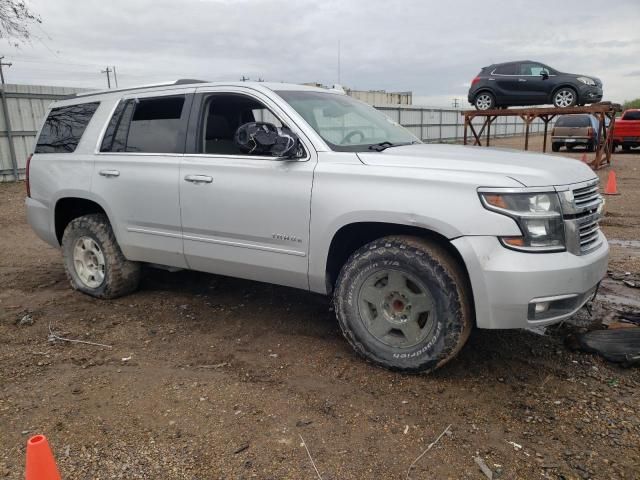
<box><xmin>613</xmin><ymin>109</ymin><xmax>640</xmax><ymax>152</ymax></box>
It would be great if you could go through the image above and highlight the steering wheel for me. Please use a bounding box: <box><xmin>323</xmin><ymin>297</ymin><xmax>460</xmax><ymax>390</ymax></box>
<box><xmin>340</xmin><ymin>130</ymin><xmax>366</xmax><ymax>145</ymax></box>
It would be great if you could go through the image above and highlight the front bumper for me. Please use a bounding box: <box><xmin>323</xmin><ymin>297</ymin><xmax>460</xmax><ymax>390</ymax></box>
<box><xmin>452</xmin><ymin>234</ymin><xmax>608</xmax><ymax>329</ymax></box>
<box><xmin>578</xmin><ymin>85</ymin><xmax>603</xmax><ymax>104</ymax></box>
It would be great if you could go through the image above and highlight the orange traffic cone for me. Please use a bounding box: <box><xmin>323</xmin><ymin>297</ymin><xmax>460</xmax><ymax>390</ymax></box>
<box><xmin>603</xmin><ymin>171</ymin><xmax>620</xmax><ymax>195</ymax></box>
<box><xmin>25</xmin><ymin>435</ymin><xmax>61</xmax><ymax>480</ymax></box>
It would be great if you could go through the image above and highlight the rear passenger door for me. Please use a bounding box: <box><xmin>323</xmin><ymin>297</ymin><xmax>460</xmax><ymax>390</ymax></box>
<box><xmin>92</xmin><ymin>88</ymin><xmax>194</xmax><ymax>268</ymax></box>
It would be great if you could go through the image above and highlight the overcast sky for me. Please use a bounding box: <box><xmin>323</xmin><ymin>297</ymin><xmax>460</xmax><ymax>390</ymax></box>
<box><xmin>1</xmin><ymin>0</ymin><xmax>638</xmax><ymax>107</ymax></box>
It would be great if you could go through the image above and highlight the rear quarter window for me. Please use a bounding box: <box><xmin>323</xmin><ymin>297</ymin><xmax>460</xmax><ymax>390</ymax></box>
<box><xmin>35</xmin><ymin>102</ymin><xmax>100</xmax><ymax>153</ymax></box>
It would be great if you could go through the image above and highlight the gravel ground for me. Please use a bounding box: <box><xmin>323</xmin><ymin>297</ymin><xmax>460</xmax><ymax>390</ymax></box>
<box><xmin>1</xmin><ymin>137</ymin><xmax>639</xmax><ymax>479</ymax></box>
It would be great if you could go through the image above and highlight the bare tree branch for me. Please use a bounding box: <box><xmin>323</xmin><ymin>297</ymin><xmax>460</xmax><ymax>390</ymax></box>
<box><xmin>0</xmin><ymin>0</ymin><xmax>41</xmax><ymax>46</ymax></box>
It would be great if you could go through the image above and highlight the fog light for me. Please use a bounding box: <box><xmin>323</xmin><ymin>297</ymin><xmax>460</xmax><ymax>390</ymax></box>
<box><xmin>534</xmin><ymin>301</ymin><xmax>551</xmax><ymax>314</ymax></box>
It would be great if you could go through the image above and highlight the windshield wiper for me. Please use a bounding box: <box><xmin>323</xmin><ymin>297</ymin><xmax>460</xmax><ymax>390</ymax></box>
<box><xmin>367</xmin><ymin>141</ymin><xmax>419</xmax><ymax>152</ymax></box>
<box><xmin>368</xmin><ymin>141</ymin><xmax>396</xmax><ymax>152</ymax></box>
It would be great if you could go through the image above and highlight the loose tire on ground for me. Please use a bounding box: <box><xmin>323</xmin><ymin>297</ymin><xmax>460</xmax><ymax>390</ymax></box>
<box><xmin>333</xmin><ymin>236</ymin><xmax>473</xmax><ymax>373</ymax></box>
<box><xmin>62</xmin><ymin>214</ymin><xmax>141</xmax><ymax>299</ymax></box>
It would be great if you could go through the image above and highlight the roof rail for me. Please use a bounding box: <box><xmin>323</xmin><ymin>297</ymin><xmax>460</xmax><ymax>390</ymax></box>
<box><xmin>67</xmin><ymin>79</ymin><xmax>209</xmax><ymax>99</ymax></box>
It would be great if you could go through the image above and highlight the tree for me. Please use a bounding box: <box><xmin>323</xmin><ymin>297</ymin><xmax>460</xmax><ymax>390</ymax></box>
<box><xmin>623</xmin><ymin>98</ymin><xmax>640</xmax><ymax>110</ymax></box>
<box><xmin>0</xmin><ymin>0</ymin><xmax>41</xmax><ymax>46</ymax></box>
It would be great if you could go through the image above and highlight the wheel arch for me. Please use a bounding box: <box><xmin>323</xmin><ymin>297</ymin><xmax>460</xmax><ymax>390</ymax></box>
<box><xmin>323</xmin><ymin>221</ymin><xmax>475</xmax><ymax>319</ymax></box>
<box><xmin>53</xmin><ymin>196</ymin><xmax>113</xmax><ymax>245</ymax></box>
<box><xmin>550</xmin><ymin>83</ymin><xmax>579</xmax><ymax>103</ymax></box>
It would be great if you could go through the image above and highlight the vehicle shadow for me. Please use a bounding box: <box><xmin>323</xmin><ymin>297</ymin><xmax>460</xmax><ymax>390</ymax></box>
<box><xmin>138</xmin><ymin>266</ymin><xmax>572</xmax><ymax>381</ymax></box>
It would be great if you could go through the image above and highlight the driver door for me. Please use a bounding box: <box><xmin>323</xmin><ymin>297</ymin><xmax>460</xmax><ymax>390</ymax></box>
<box><xmin>179</xmin><ymin>87</ymin><xmax>316</xmax><ymax>289</ymax></box>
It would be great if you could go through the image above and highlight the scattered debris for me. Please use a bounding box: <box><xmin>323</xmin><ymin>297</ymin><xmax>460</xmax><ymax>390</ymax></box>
<box><xmin>507</xmin><ymin>440</ymin><xmax>522</xmax><ymax>451</ymax></box>
<box><xmin>406</xmin><ymin>424</ymin><xmax>452</xmax><ymax>479</ymax></box>
<box><xmin>121</xmin><ymin>355</ymin><xmax>132</xmax><ymax>362</ymax></box>
<box><xmin>233</xmin><ymin>443</ymin><xmax>250</xmax><ymax>454</ymax></box>
<box><xmin>296</xmin><ymin>419</ymin><xmax>313</xmax><ymax>427</ymax></box>
<box><xmin>48</xmin><ymin>322</ymin><xmax>113</xmax><ymax>349</ymax></box>
<box><xmin>196</xmin><ymin>362</ymin><xmax>230</xmax><ymax>369</ymax></box>
<box><xmin>474</xmin><ymin>456</ymin><xmax>493</xmax><ymax>479</ymax></box>
<box><xmin>16</xmin><ymin>313</ymin><xmax>34</xmax><ymax>326</ymax></box>
<box><xmin>569</xmin><ymin>329</ymin><xmax>640</xmax><ymax>366</ymax></box>
<box><xmin>403</xmin><ymin>425</ymin><xmax>409</xmax><ymax>434</ymax></box>
<box><xmin>299</xmin><ymin>434</ymin><xmax>323</xmax><ymax>480</ymax></box>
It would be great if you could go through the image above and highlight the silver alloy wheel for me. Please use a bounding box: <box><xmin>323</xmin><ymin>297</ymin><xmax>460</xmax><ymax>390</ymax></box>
<box><xmin>357</xmin><ymin>269</ymin><xmax>437</xmax><ymax>348</ymax></box>
<box><xmin>72</xmin><ymin>236</ymin><xmax>106</xmax><ymax>289</ymax></box>
<box><xmin>475</xmin><ymin>94</ymin><xmax>493</xmax><ymax>110</ymax></box>
<box><xmin>554</xmin><ymin>89</ymin><xmax>575</xmax><ymax>108</ymax></box>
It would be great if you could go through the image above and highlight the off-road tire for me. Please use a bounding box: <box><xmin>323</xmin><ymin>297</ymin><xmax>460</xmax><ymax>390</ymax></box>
<box><xmin>551</xmin><ymin>143</ymin><xmax>561</xmax><ymax>152</ymax></box>
<box><xmin>333</xmin><ymin>236</ymin><xmax>473</xmax><ymax>373</ymax></box>
<box><xmin>62</xmin><ymin>214</ymin><xmax>141</xmax><ymax>299</ymax></box>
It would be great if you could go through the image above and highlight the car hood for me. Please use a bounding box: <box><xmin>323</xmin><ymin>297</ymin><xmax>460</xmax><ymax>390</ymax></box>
<box><xmin>356</xmin><ymin>143</ymin><xmax>596</xmax><ymax>187</ymax></box>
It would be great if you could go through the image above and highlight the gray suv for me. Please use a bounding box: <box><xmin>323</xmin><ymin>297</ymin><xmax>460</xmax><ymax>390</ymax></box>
<box><xmin>26</xmin><ymin>80</ymin><xmax>608</xmax><ymax>373</ymax></box>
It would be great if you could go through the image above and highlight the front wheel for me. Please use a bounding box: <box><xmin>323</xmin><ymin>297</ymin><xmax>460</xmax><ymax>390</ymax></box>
<box><xmin>551</xmin><ymin>143</ymin><xmax>561</xmax><ymax>152</ymax></box>
<box><xmin>474</xmin><ymin>92</ymin><xmax>495</xmax><ymax>111</ymax></box>
<box><xmin>333</xmin><ymin>236</ymin><xmax>473</xmax><ymax>373</ymax></box>
<box><xmin>553</xmin><ymin>88</ymin><xmax>577</xmax><ymax>108</ymax></box>
<box><xmin>62</xmin><ymin>214</ymin><xmax>141</xmax><ymax>299</ymax></box>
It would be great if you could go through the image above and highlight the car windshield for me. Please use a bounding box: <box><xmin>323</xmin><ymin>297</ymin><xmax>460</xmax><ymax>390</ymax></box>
<box><xmin>622</xmin><ymin>111</ymin><xmax>640</xmax><ymax>121</ymax></box>
<box><xmin>276</xmin><ymin>90</ymin><xmax>419</xmax><ymax>152</ymax></box>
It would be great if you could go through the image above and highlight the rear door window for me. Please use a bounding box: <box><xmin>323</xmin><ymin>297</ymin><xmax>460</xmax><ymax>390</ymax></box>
<box><xmin>35</xmin><ymin>102</ymin><xmax>100</xmax><ymax>153</ymax></box>
<box><xmin>519</xmin><ymin>63</ymin><xmax>547</xmax><ymax>76</ymax></box>
<box><xmin>100</xmin><ymin>95</ymin><xmax>188</xmax><ymax>153</ymax></box>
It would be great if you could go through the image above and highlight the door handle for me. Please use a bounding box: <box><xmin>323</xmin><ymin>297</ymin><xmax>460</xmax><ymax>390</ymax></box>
<box><xmin>99</xmin><ymin>169</ymin><xmax>120</xmax><ymax>177</ymax></box>
<box><xmin>184</xmin><ymin>174</ymin><xmax>213</xmax><ymax>184</ymax></box>
<box><xmin>518</xmin><ymin>78</ymin><xmax>527</xmax><ymax>82</ymax></box>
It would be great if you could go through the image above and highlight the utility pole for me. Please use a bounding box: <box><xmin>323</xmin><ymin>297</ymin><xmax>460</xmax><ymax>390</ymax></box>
<box><xmin>241</xmin><ymin>75</ymin><xmax>249</xmax><ymax>82</ymax></box>
<box><xmin>0</xmin><ymin>56</ymin><xmax>18</xmax><ymax>181</ymax></box>
<box><xmin>101</xmin><ymin>66</ymin><xmax>112</xmax><ymax>88</ymax></box>
<box><xmin>452</xmin><ymin>98</ymin><xmax>460</xmax><ymax>109</ymax></box>
<box><xmin>0</xmin><ymin>56</ymin><xmax>12</xmax><ymax>85</ymax></box>
<box><xmin>112</xmin><ymin>66</ymin><xmax>118</xmax><ymax>88</ymax></box>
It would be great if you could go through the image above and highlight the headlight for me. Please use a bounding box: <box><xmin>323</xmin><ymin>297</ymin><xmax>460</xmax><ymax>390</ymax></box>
<box><xmin>479</xmin><ymin>191</ymin><xmax>565</xmax><ymax>252</ymax></box>
<box><xmin>577</xmin><ymin>77</ymin><xmax>596</xmax><ymax>86</ymax></box>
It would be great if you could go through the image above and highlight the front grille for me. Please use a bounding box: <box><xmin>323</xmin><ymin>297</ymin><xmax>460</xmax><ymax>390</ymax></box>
<box><xmin>561</xmin><ymin>180</ymin><xmax>603</xmax><ymax>255</ymax></box>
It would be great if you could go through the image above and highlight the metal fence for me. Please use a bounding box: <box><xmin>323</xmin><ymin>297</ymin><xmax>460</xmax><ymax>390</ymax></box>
<box><xmin>0</xmin><ymin>84</ymin><xmax>546</xmax><ymax>182</ymax></box>
<box><xmin>375</xmin><ymin>105</ymin><xmax>546</xmax><ymax>143</ymax></box>
<box><xmin>0</xmin><ymin>84</ymin><xmax>87</xmax><ymax>181</ymax></box>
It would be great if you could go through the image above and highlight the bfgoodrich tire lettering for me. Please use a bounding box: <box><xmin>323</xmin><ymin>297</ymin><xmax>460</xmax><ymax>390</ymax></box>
<box><xmin>334</xmin><ymin>236</ymin><xmax>472</xmax><ymax>373</ymax></box>
<box><xmin>62</xmin><ymin>214</ymin><xmax>141</xmax><ymax>299</ymax></box>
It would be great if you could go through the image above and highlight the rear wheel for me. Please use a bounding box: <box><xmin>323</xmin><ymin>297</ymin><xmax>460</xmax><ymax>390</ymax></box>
<box><xmin>62</xmin><ymin>214</ymin><xmax>141</xmax><ymax>299</ymax></box>
<box><xmin>333</xmin><ymin>236</ymin><xmax>472</xmax><ymax>373</ymax></box>
<box><xmin>474</xmin><ymin>92</ymin><xmax>495</xmax><ymax>111</ymax></box>
<box><xmin>622</xmin><ymin>145</ymin><xmax>632</xmax><ymax>152</ymax></box>
<box><xmin>553</xmin><ymin>88</ymin><xmax>577</xmax><ymax>108</ymax></box>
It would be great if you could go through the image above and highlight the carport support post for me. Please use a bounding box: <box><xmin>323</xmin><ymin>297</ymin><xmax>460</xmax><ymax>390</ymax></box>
<box><xmin>486</xmin><ymin>116</ymin><xmax>491</xmax><ymax>146</ymax></box>
<box><xmin>463</xmin><ymin>114</ymin><xmax>468</xmax><ymax>145</ymax></box>
<box><xmin>0</xmin><ymin>85</ymin><xmax>18</xmax><ymax>181</ymax></box>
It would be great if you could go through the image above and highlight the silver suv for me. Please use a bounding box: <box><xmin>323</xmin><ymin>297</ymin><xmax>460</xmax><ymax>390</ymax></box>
<box><xmin>26</xmin><ymin>80</ymin><xmax>608</xmax><ymax>373</ymax></box>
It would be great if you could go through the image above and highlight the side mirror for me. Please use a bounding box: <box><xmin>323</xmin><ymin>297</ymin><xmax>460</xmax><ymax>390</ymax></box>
<box><xmin>234</xmin><ymin>122</ymin><xmax>304</xmax><ymax>159</ymax></box>
<box><xmin>541</xmin><ymin>70</ymin><xmax>550</xmax><ymax>80</ymax></box>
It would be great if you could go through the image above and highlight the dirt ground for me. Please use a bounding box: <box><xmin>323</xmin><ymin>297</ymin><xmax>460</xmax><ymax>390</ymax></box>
<box><xmin>1</xmin><ymin>136</ymin><xmax>639</xmax><ymax>480</ymax></box>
